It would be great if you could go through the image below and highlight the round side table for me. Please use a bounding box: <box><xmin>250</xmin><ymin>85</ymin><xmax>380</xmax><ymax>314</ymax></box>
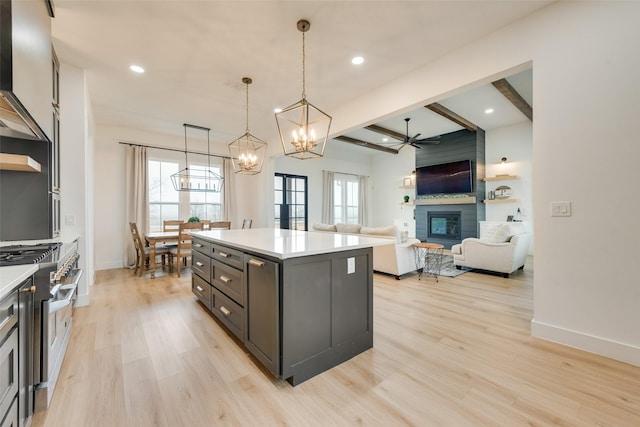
<box><xmin>413</xmin><ymin>242</ymin><xmax>445</xmax><ymax>281</ymax></box>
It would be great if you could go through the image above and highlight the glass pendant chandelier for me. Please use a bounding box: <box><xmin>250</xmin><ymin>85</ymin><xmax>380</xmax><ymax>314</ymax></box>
<box><xmin>275</xmin><ymin>19</ymin><xmax>332</xmax><ymax>160</ymax></box>
<box><xmin>170</xmin><ymin>123</ymin><xmax>224</xmax><ymax>192</ymax></box>
<box><xmin>228</xmin><ymin>77</ymin><xmax>267</xmax><ymax>175</ymax></box>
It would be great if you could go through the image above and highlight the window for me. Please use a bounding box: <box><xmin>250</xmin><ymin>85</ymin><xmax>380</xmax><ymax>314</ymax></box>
<box><xmin>148</xmin><ymin>160</ymin><xmax>180</xmax><ymax>232</ymax></box>
<box><xmin>334</xmin><ymin>174</ymin><xmax>359</xmax><ymax>224</ymax></box>
<box><xmin>275</xmin><ymin>173</ymin><xmax>307</xmax><ymax>230</ymax></box>
<box><xmin>148</xmin><ymin>157</ymin><xmax>224</xmax><ymax>232</ymax></box>
<box><xmin>188</xmin><ymin>163</ymin><xmax>222</xmax><ymax>221</ymax></box>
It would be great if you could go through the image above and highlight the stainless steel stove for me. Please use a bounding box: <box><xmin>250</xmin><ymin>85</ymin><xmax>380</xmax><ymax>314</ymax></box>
<box><xmin>0</xmin><ymin>240</ymin><xmax>82</xmax><ymax>415</ymax></box>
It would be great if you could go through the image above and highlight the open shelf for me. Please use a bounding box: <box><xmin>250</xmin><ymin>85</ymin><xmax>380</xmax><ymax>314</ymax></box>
<box><xmin>0</xmin><ymin>153</ymin><xmax>42</xmax><ymax>172</ymax></box>
<box><xmin>483</xmin><ymin>175</ymin><xmax>519</xmax><ymax>182</ymax></box>
<box><xmin>483</xmin><ymin>198</ymin><xmax>520</xmax><ymax>204</ymax></box>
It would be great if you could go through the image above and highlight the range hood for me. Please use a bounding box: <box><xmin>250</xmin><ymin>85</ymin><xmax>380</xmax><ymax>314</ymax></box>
<box><xmin>0</xmin><ymin>91</ymin><xmax>47</xmax><ymax>141</ymax></box>
<box><xmin>0</xmin><ymin>0</ymin><xmax>54</xmax><ymax>142</ymax></box>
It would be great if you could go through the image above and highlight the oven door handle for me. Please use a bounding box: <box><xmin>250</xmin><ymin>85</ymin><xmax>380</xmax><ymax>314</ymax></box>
<box><xmin>48</xmin><ymin>287</ymin><xmax>76</xmax><ymax>314</ymax></box>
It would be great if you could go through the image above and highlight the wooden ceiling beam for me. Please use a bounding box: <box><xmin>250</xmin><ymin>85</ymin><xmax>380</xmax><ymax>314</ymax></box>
<box><xmin>491</xmin><ymin>78</ymin><xmax>533</xmax><ymax>121</ymax></box>
<box><xmin>333</xmin><ymin>135</ymin><xmax>399</xmax><ymax>154</ymax></box>
<box><xmin>424</xmin><ymin>103</ymin><xmax>477</xmax><ymax>131</ymax></box>
<box><xmin>364</xmin><ymin>124</ymin><xmax>405</xmax><ymax>141</ymax></box>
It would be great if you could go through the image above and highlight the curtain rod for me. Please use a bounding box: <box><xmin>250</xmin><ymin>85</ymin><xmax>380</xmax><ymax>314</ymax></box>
<box><xmin>324</xmin><ymin>169</ymin><xmax>369</xmax><ymax>178</ymax></box>
<box><xmin>118</xmin><ymin>141</ymin><xmax>230</xmax><ymax>160</ymax></box>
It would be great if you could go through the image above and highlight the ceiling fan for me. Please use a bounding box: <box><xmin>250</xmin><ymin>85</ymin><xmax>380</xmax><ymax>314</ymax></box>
<box><xmin>399</xmin><ymin>117</ymin><xmax>440</xmax><ymax>149</ymax></box>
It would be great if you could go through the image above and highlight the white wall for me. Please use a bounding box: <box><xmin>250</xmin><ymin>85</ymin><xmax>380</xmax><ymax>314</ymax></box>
<box><xmin>60</xmin><ymin>62</ymin><xmax>94</xmax><ymax>306</ymax></box>
<box><xmin>90</xmin><ymin>2</ymin><xmax>640</xmax><ymax>365</ymax></box>
<box><xmin>369</xmin><ymin>147</ymin><xmax>416</xmax><ymax>233</ymax></box>
<box><xmin>485</xmin><ymin>121</ymin><xmax>533</xmax><ymax>253</ymax></box>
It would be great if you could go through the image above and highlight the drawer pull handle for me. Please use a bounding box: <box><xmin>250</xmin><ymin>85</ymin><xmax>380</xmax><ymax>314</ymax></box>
<box><xmin>196</xmin><ymin>286</ymin><xmax>204</xmax><ymax>292</ymax></box>
<box><xmin>219</xmin><ymin>252</ymin><xmax>230</xmax><ymax>258</ymax></box>
<box><xmin>220</xmin><ymin>275</ymin><xmax>232</xmax><ymax>283</ymax></box>
<box><xmin>194</xmin><ymin>243</ymin><xmax>203</xmax><ymax>248</ymax></box>
<box><xmin>195</xmin><ymin>262</ymin><xmax>204</xmax><ymax>267</ymax></box>
<box><xmin>249</xmin><ymin>259</ymin><xmax>265</xmax><ymax>268</ymax></box>
<box><xmin>20</xmin><ymin>286</ymin><xmax>36</xmax><ymax>293</ymax></box>
<box><xmin>220</xmin><ymin>306</ymin><xmax>231</xmax><ymax>316</ymax></box>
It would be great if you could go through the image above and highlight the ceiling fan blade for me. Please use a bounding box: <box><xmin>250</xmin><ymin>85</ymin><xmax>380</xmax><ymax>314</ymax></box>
<box><xmin>410</xmin><ymin>143</ymin><xmax>422</xmax><ymax>149</ymax></box>
<box><xmin>408</xmin><ymin>133</ymin><xmax>421</xmax><ymax>144</ymax></box>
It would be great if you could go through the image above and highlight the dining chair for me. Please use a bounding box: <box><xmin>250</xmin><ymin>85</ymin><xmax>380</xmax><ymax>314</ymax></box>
<box><xmin>168</xmin><ymin>221</ymin><xmax>204</xmax><ymax>277</ymax></box>
<box><xmin>129</xmin><ymin>222</ymin><xmax>170</xmax><ymax>277</ymax></box>
<box><xmin>241</xmin><ymin>219</ymin><xmax>252</xmax><ymax>229</ymax></box>
<box><xmin>163</xmin><ymin>219</ymin><xmax>183</xmax><ymax>231</ymax></box>
<box><xmin>200</xmin><ymin>219</ymin><xmax>211</xmax><ymax>230</ymax></box>
<box><xmin>210</xmin><ymin>221</ymin><xmax>231</xmax><ymax>230</ymax></box>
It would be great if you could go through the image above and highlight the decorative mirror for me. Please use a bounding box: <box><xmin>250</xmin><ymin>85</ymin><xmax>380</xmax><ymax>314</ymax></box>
<box><xmin>494</xmin><ymin>185</ymin><xmax>512</xmax><ymax>199</ymax></box>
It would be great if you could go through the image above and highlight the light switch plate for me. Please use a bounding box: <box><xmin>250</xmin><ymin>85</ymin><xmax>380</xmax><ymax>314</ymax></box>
<box><xmin>65</xmin><ymin>214</ymin><xmax>75</xmax><ymax>225</ymax></box>
<box><xmin>551</xmin><ymin>201</ymin><xmax>571</xmax><ymax>217</ymax></box>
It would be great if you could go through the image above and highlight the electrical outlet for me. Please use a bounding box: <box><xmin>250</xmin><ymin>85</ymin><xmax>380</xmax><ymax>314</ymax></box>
<box><xmin>551</xmin><ymin>202</ymin><xmax>571</xmax><ymax>217</ymax></box>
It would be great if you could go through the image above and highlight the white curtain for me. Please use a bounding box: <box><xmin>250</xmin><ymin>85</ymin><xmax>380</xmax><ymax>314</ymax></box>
<box><xmin>358</xmin><ymin>175</ymin><xmax>369</xmax><ymax>226</ymax></box>
<box><xmin>322</xmin><ymin>170</ymin><xmax>334</xmax><ymax>224</ymax></box>
<box><xmin>124</xmin><ymin>146</ymin><xmax>148</xmax><ymax>267</ymax></box>
<box><xmin>223</xmin><ymin>158</ymin><xmax>236</xmax><ymax>225</ymax></box>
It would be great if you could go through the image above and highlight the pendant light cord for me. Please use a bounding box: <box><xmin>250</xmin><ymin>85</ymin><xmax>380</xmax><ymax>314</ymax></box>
<box><xmin>183</xmin><ymin>124</ymin><xmax>189</xmax><ymax>169</ymax></box>
<box><xmin>301</xmin><ymin>30</ymin><xmax>306</xmax><ymax>100</ymax></box>
<box><xmin>245</xmin><ymin>81</ymin><xmax>250</xmax><ymax>133</ymax></box>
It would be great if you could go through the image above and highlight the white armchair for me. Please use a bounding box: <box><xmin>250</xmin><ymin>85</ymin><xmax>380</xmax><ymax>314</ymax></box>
<box><xmin>372</xmin><ymin>238</ymin><xmax>421</xmax><ymax>279</ymax></box>
<box><xmin>451</xmin><ymin>222</ymin><xmax>530</xmax><ymax>277</ymax></box>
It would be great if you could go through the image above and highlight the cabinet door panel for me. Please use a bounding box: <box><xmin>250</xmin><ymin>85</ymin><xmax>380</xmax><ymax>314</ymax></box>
<box><xmin>245</xmin><ymin>255</ymin><xmax>279</xmax><ymax>376</ymax></box>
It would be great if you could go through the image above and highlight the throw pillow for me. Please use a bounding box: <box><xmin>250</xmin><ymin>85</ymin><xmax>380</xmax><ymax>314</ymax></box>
<box><xmin>312</xmin><ymin>223</ymin><xmax>337</xmax><ymax>232</ymax></box>
<box><xmin>484</xmin><ymin>223</ymin><xmax>514</xmax><ymax>243</ymax></box>
<box><xmin>336</xmin><ymin>223</ymin><xmax>362</xmax><ymax>234</ymax></box>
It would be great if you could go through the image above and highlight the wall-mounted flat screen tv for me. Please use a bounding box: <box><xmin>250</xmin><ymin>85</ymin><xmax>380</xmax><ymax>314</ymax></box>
<box><xmin>416</xmin><ymin>160</ymin><xmax>473</xmax><ymax>196</ymax></box>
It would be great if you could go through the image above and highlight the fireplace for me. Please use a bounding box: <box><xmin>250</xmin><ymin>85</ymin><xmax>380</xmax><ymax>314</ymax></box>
<box><xmin>428</xmin><ymin>211</ymin><xmax>461</xmax><ymax>240</ymax></box>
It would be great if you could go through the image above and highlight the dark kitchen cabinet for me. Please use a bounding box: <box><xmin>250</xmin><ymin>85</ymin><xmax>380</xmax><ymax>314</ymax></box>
<box><xmin>244</xmin><ymin>255</ymin><xmax>279</xmax><ymax>376</ymax></box>
<box><xmin>191</xmin><ymin>235</ymin><xmax>373</xmax><ymax>386</ymax></box>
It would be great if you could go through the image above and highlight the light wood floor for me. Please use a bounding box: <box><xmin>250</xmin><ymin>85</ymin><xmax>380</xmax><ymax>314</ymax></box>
<box><xmin>32</xmin><ymin>262</ymin><xmax>640</xmax><ymax>426</ymax></box>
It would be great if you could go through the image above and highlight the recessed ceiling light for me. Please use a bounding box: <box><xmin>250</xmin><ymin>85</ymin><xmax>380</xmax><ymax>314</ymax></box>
<box><xmin>484</xmin><ymin>108</ymin><xmax>494</xmax><ymax>114</ymax></box>
<box><xmin>382</xmin><ymin>137</ymin><xmax>389</xmax><ymax>142</ymax></box>
<box><xmin>130</xmin><ymin>65</ymin><xmax>145</xmax><ymax>74</ymax></box>
<box><xmin>274</xmin><ymin>107</ymin><xmax>283</xmax><ymax>113</ymax></box>
<box><xmin>351</xmin><ymin>56</ymin><xmax>364</xmax><ymax>65</ymax></box>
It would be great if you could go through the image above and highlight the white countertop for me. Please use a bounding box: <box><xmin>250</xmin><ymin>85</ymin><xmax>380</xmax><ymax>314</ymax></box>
<box><xmin>194</xmin><ymin>228</ymin><xmax>392</xmax><ymax>259</ymax></box>
<box><xmin>0</xmin><ymin>264</ymin><xmax>38</xmax><ymax>300</ymax></box>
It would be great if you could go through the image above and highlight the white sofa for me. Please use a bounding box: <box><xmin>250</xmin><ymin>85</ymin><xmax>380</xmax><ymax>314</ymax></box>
<box><xmin>311</xmin><ymin>223</ymin><xmax>420</xmax><ymax>279</ymax></box>
<box><xmin>451</xmin><ymin>222</ymin><xmax>530</xmax><ymax>277</ymax></box>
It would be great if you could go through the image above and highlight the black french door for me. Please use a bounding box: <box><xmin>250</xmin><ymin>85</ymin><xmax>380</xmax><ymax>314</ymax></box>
<box><xmin>274</xmin><ymin>173</ymin><xmax>308</xmax><ymax>230</ymax></box>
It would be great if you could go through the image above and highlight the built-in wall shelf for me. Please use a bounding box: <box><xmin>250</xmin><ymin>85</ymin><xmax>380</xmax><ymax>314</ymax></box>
<box><xmin>483</xmin><ymin>175</ymin><xmax>519</xmax><ymax>182</ymax></box>
<box><xmin>400</xmin><ymin>202</ymin><xmax>414</xmax><ymax>206</ymax></box>
<box><xmin>415</xmin><ymin>196</ymin><xmax>477</xmax><ymax>205</ymax></box>
<box><xmin>483</xmin><ymin>198</ymin><xmax>520</xmax><ymax>204</ymax></box>
<box><xmin>399</xmin><ymin>185</ymin><xmax>415</xmax><ymax>189</ymax></box>
<box><xmin>0</xmin><ymin>153</ymin><xmax>42</xmax><ymax>172</ymax></box>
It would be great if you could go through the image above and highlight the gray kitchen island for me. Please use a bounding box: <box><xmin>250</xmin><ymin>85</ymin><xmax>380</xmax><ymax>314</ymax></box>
<box><xmin>190</xmin><ymin>228</ymin><xmax>389</xmax><ymax>385</ymax></box>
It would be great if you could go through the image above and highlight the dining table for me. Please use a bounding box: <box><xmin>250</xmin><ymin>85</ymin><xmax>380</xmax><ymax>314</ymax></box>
<box><xmin>145</xmin><ymin>230</ymin><xmax>179</xmax><ymax>278</ymax></box>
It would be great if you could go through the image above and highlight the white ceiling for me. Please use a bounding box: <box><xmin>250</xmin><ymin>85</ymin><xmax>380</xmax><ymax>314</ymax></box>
<box><xmin>52</xmin><ymin>1</ymin><xmax>543</xmax><ymax>153</ymax></box>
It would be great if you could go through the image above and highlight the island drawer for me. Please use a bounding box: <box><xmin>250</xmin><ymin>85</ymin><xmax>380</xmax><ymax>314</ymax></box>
<box><xmin>192</xmin><ymin>238</ymin><xmax>211</xmax><ymax>256</ymax></box>
<box><xmin>212</xmin><ymin>260</ymin><xmax>244</xmax><ymax>306</ymax></box>
<box><xmin>191</xmin><ymin>251</ymin><xmax>211</xmax><ymax>282</ymax></box>
<box><xmin>211</xmin><ymin>244</ymin><xmax>244</xmax><ymax>271</ymax></box>
<box><xmin>211</xmin><ymin>287</ymin><xmax>244</xmax><ymax>340</ymax></box>
<box><xmin>192</xmin><ymin>275</ymin><xmax>212</xmax><ymax>310</ymax></box>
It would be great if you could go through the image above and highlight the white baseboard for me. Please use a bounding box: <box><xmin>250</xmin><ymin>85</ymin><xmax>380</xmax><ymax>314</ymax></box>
<box><xmin>76</xmin><ymin>293</ymin><xmax>90</xmax><ymax>307</ymax></box>
<box><xmin>96</xmin><ymin>260</ymin><xmax>124</xmax><ymax>270</ymax></box>
<box><xmin>531</xmin><ymin>319</ymin><xmax>640</xmax><ymax>367</ymax></box>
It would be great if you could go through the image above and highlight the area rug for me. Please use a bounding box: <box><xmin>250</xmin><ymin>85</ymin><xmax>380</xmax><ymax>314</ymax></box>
<box><xmin>431</xmin><ymin>255</ymin><xmax>471</xmax><ymax>278</ymax></box>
